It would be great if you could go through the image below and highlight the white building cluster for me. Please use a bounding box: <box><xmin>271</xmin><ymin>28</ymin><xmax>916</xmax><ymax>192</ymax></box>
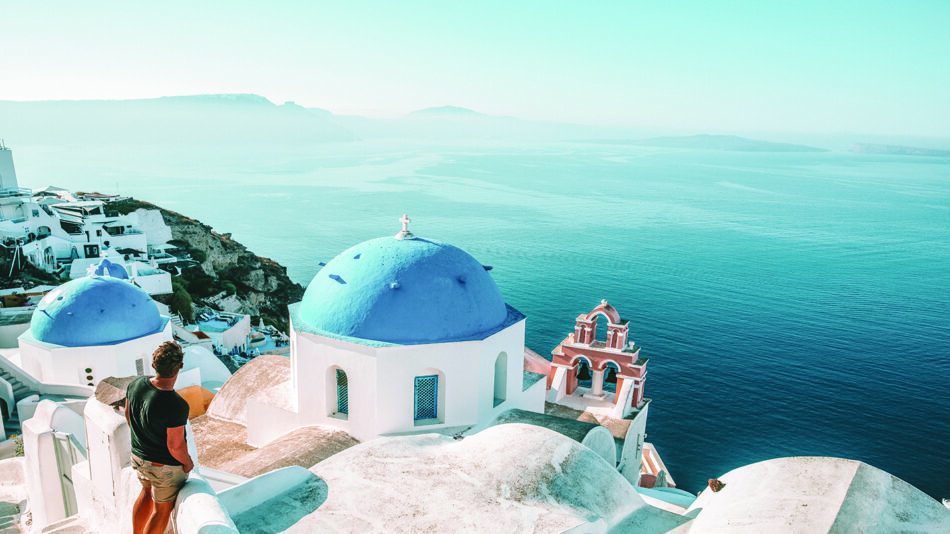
<box><xmin>1</xmin><ymin>144</ymin><xmax>178</xmax><ymax>347</ymax></box>
<box><xmin>0</xmin><ymin>146</ymin><xmax>175</xmax><ymax>278</ymax></box>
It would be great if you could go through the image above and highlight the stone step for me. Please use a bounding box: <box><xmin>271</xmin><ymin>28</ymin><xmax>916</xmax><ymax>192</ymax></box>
<box><xmin>1</xmin><ymin>373</ymin><xmax>26</xmax><ymax>389</ymax></box>
<box><xmin>40</xmin><ymin>515</ymin><xmax>92</xmax><ymax>534</ymax></box>
<box><xmin>3</xmin><ymin>413</ymin><xmax>19</xmax><ymax>428</ymax></box>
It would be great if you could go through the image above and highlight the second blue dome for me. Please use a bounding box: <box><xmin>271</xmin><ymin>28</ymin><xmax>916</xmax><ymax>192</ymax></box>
<box><xmin>30</xmin><ymin>276</ymin><xmax>163</xmax><ymax>347</ymax></box>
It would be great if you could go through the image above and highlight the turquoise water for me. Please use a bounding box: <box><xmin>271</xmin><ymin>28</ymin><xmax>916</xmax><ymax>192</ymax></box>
<box><xmin>15</xmin><ymin>141</ymin><xmax>950</xmax><ymax>498</ymax></box>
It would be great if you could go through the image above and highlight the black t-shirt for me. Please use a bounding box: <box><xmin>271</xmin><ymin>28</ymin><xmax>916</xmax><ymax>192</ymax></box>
<box><xmin>126</xmin><ymin>376</ymin><xmax>190</xmax><ymax>466</ymax></box>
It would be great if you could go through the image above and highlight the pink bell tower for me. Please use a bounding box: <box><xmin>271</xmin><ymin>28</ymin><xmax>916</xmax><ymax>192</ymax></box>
<box><xmin>547</xmin><ymin>300</ymin><xmax>648</xmax><ymax>417</ymax></box>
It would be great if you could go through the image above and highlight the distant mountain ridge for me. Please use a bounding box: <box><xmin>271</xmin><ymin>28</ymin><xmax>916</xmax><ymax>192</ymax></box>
<box><xmin>0</xmin><ymin>94</ymin><xmax>356</xmax><ymax>145</ymax></box>
<box><xmin>0</xmin><ymin>94</ymin><xmax>900</xmax><ymax>149</ymax></box>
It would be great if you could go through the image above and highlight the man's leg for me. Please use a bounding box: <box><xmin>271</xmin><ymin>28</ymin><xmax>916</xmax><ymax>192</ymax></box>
<box><xmin>145</xmin><ymin>501</ymin><xmax>176</xmax><ymax>534</ymax></box>
<box><xmin>132</xmin><ymin>486</ymin><xmax>154</xmax><ymax>534</ymax></box>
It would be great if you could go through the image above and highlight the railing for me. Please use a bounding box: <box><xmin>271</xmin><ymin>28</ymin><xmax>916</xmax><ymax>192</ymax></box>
<box><xmin>0</xmin><ymin>353</ymin><xmax>93</xmax><ymax>401</ymax></box>
<box><xmin>0</xmin><ymin>187</ymin><xmax>31</xmax><ymax>199</ymax></box>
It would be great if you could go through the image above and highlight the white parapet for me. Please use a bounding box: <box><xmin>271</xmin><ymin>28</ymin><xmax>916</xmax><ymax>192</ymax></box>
<box><xmin>173</xmin><ymin>475</ymin><xmax>239</xmax><ymax>534</ymax></box>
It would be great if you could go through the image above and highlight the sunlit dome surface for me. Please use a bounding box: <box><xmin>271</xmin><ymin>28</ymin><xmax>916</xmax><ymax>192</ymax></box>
<box><xmin>31</xmin><ymin>276</ymin><xmax>162</xmax><ymax>347</ymax></box>
<box><xmin>298</xmin><ymin>236</ymin><xmax>508</xmax><ymax>344</ymax></box>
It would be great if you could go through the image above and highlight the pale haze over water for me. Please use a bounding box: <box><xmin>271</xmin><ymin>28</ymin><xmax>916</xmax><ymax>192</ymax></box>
<box><xmin>12</xmin><ymin>141</ymin><xmax>950</xmax><ymax>498</ymax></box>
<box><xmin>2</xmin><ymin>1</ymin><xmax>950</xmax><ymax>136</ymax></box>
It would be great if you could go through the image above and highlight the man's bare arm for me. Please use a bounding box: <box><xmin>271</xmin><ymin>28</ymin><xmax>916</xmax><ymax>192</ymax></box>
<box><xmin>166</xmin><ymin>426</ymin><xmax>194</xmax><ymax>473</ymax></box>
<box><xmin>124</xmin><ymin>399</ymin><xmax>130</xmax><ymax>425</ymax></box>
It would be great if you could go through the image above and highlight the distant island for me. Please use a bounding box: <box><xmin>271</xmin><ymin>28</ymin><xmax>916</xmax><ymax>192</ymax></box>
<box><xmin>603</xmin><ymin>134</ymin><xmax>828</xmax><ymax>153</ymax></box>
<box><xmin>850</xmin><ymin>143</ymin><xmax>950</xmax><ymax>158</ymax></box>
<box><xmin>407</xmin><ymin>105</ymin><xmax>484</xmax><ymax>117</ymax></box>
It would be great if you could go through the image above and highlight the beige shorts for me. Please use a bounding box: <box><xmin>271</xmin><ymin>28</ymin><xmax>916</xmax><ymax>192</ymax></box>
<box><xmin>131</xmin><ymin>454</ymin><xmax>188</xmax><ymax>503</ymax></box>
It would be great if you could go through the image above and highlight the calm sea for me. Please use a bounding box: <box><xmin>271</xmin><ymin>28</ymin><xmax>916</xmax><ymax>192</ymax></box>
<box><xmin>15</xmin><ymin>140</ymin><xmax>950</xmax><ymax>499</ymax></box>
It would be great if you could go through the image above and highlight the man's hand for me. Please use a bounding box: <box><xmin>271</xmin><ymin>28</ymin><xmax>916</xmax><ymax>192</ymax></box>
<box><xmin>167</xmin><ymin>425</ymin><xmax>194</xmax><ymax>474</ymax></box>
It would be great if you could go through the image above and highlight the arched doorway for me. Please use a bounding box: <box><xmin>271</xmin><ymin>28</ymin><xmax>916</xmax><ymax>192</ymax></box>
<box><xmin>326</xmin><ymin>366</ymin><xmax>349</xmax><ymax>420</ymax></box>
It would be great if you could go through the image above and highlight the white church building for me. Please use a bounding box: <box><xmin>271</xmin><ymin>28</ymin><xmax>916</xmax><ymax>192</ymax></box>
<box><xmin>248</xmin><ymin>217</ymin><xmax>545</xmax><ymax>444</ymax></box>
<box><xmin>17</xmin><ymin>274</ymin><xmax>172</xmax><ymax>388</ymax></box>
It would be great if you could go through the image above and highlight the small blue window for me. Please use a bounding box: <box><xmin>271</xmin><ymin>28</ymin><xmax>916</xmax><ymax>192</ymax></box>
<box><xmin>336</xmin><ymin>369</ymin><xmax>348</xmax><ymax>415</ymax></box>
<box><xmin>414</xmin><ymin>375</ymin><xmax>438</xmax><ymax>420</ymax></box>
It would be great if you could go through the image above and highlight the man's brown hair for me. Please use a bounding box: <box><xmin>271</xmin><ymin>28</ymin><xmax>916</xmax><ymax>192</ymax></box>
<box><xmin>152</xmin><ymin>341</ymin><xmax>184</xmax><ymax>378</ymax></box>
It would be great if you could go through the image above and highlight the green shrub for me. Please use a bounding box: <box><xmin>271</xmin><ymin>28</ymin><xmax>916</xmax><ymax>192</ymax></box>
<box><xmin>169</xmin><ymin>288</ymin><xmax>194</xmax><ymax>322</ymax></box>
<box><xmin>220</xmin><ymin>280</ymin><xmax>237</xmax><ymax>296</ymax></box>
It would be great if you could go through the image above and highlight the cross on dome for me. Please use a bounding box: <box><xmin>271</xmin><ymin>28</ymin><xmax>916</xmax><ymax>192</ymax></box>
<box><xmin>395</xmin><ymin>213</ymin><xmax>415</xmax><ymax>240</ymax></box>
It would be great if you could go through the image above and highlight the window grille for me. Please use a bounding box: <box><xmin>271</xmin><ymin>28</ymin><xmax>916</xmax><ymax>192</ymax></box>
<box><xmin>336</xmin><ymin>369</ymin><xmax>348</xmax><ymax>415</ymax></box>
<box><xmin>414</xmin><ymin>375</ymin><xmax>438</xmax><ymax>420</ymax></box>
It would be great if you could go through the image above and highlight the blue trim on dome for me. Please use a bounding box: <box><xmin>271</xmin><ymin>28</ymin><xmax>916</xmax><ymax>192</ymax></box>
<box><xmin>30</xmin><ymin>276</ymin><xmax>164</xmax><ymax>347</ymax></box>
<box><xmin>297</xmin><ymin>236</ymin><xmax>519</xmax><ymax>345</ymax></box>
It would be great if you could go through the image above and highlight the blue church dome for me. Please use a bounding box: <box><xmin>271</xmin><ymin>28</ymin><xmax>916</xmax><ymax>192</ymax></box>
<box><xmin>298</xmin><ymin>236</ymin><xmax>509</xmax><ymax>344</ymax></box>
<box><xmin>31</xmin><ymin>276</ymin><xmax>163</xmax><ymax>347</ymax></box>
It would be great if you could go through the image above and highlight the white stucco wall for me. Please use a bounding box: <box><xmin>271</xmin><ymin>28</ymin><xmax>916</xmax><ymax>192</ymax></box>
<box><xmin>21</xmin><ymin>400</ymin><xmax>87</xmax><ymax>530</ymax></box>
<box><xmin>0</xmin><ymin>148</ymin><xmax>17</xmax><ymax>190</ymax></box>
<box><xmin>476</xmin><ymin>320</ymin><xmax>532</xmax><ymax>417</ymax></box>
<box><xmin>289</xmin><ymin>318</ymin><xmax>530</xmax><ymax>442</ymax></box>
<box><xmin>132</xmin><ymin>209</ymin><xmax>173</xmax><ymax>246</ymax></box>
<box><xmin>0</xmin><ymin>376</ymin><xmax>13</xmax><ymax>428</ymax></box>
<box><xmin>17</xmin><ymin>324</ymin><xmax>171</xmax><ymax>386</ymax></box>
<box><xmin>220</xmin><ymin>315</ymin><xmax>251</xmax><ymax>353</ymax></box>
<box><xmin>245</xmin><ymin>392</ymin><xmax>298</xmax><ymax>448</ymax></box>
<box><xmin>619</xmin><ymin>403</ymin><xmax>649</xmax><ymax>486</ymax></box>
<box><xmin>182</xmin><ymin>345</ymin><xmax>232</xmax><ymax>390</ymax></box>
<box><xmin>374</xmin><ymin>340</ymin><xmax>480</xmax><ymax>435</ymax></box>
<box><xmin>133</xmin><ymin>271</ymin><xmax>172</xmax><ymax>296</ymax></box>
<box><xmin>0</xmin><ymin>320</ymin><xmax>30</xmax><ymax>349</ymax></box>
<box><xmin>291</xmin><ymin>329</ymin><xmax>378</xmax><ymax>441</ymax></box>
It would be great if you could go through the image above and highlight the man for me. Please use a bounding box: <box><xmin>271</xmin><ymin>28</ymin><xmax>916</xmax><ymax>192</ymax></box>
<box><xmin>125</xmin><ymin>341</ymin><xmax>194</xmax><ymax>534</ymax></box>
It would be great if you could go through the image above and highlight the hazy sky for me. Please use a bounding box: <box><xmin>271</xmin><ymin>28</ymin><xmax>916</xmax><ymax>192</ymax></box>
<box><xmin>1</xmin><ymin>1</ymin><xmax>949</xmax><ymax>136</ymax></box>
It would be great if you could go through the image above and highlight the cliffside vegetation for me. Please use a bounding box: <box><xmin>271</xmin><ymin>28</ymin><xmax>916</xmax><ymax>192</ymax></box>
<box><xmin>110</xmin><ymin>199</ymin><xmax>304</xmax><ymax>332</ymax></box>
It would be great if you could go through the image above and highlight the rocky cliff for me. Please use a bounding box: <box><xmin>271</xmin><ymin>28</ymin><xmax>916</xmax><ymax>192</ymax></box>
<box><xmin>110</xmin><ymin>199</ymin><xmax>304</xmax><ymax>331</ymax></box>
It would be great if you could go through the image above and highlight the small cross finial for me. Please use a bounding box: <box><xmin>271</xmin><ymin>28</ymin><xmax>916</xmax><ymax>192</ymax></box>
<box><xmin>395</xmin><ymin>213</ymin><xmax>415</xmax><ymax>240</ymax></box>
